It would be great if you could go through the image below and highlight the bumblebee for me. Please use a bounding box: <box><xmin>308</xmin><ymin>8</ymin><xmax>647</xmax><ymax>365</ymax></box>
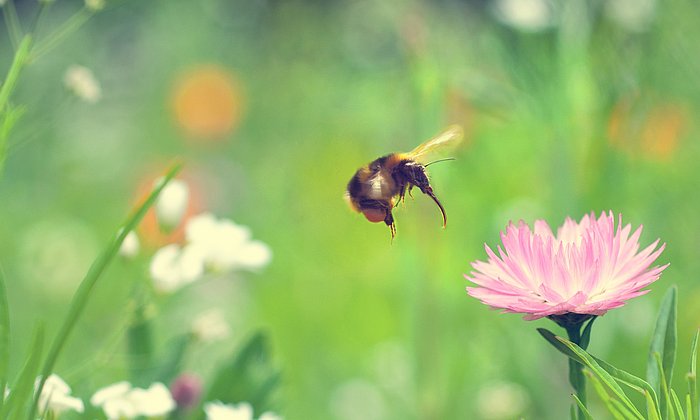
<box><xmin>345</xmin><ymin>125</ymin><xmax>463</xmax><ymax>239</ymax></box>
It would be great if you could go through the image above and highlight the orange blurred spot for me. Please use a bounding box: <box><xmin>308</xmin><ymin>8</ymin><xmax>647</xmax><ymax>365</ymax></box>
<box><xmin>607</xmin><ymin>94</ymin><xmax>688</xmax><ymax>162</ymax></box>
<box><xmin>134</xmin><ymin>169</ymin><xmax>205</xmax><ymax>248</ymax></box>
<box><xmin>641</xmin><ymin>104</ymin><xmax>687</xmax><ymax>160</ymax></box>
<box><xmin>171</xmin><ymin>65</ymin><xmax>245</xmax><ymax>141</ymax></box>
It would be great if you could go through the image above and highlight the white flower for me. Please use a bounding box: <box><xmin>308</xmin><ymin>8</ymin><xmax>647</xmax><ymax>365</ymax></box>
<box><xmin>156</xmin><ymin>178</ymin><xmax>189</xmax><ymax>231</ymax></box>
<box><xmin>150</xmin><ymin>243</ymin><xmax>205</xmax><ymax>292</ymax></box>
<box><xmin>37</xmin><ymin>374</ymin><xmax>85</xmax><ymax>415</ymax></box>
<box><xmin>119</xmin><ymin>231</ymin><xmax>140</xmax><ymax>258</ymax></box>
<box><xmin>492</xmin><ymin>0</ymin><xmax>555</xmax><ymax>32</ymax></box>
<box><xmin>191</xmin><ymin>309</ymin><xmax>231</xmax><ymax>343</ymax></box>
<box><xmin>64</xmin><ymin>65</ymin><xmax>101</xmax><ymax>103</ymax></box>
<box><xmin>85</xmin><ymin>0</ymin><xmax>105</xmax><ymax>11</ymax></box>
<box><xmin>204</xmin><ymin>401</ymin><xmax>253</xmax><ymax>420</ymax></box>
<box><xmin>185</xmin><ymin>213</ymin><xmax>272</xmax><ymax>272</ymax></box>
<box><xmin>604</xmin><ymin>0</ymin><xmax>656</xmax><ymax>32</ymax></box>
<box><xmin>128</xmin><ymin>382</ymin><xmax>175</xmax><ymax>417</ymax></box>
<box><xmin>91</xmin><ymin>381</ymin><xmax>175</xmax><ymax>419</ymax></box>
<box><xmin>259</xmin><ymin>412</ymin><xmax>283</xmax><ymax>420</ymax></box>
<box><xmin>91</xmin><ymin>381</ymin><xmax>135</xmax><ymax>419</ymax></box>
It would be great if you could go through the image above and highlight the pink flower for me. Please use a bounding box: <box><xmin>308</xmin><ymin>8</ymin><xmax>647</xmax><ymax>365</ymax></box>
<box><xmin>466</xmin><ymin>211</ymin><xmax>668</xmax><ymax>320</ymax></box>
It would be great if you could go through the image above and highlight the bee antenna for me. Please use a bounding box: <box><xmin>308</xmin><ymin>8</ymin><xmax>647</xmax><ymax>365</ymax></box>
<box><xmin>424</xmin><ymin>157</ymin><xmax>456</xmax><ymax>167</ymax></box>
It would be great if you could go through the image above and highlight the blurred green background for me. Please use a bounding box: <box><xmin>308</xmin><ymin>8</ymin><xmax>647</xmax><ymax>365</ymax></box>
<box><xmin>1</xmin><ymin>0</ymin><xmax>699</xmax><ymax>418</ymax></box>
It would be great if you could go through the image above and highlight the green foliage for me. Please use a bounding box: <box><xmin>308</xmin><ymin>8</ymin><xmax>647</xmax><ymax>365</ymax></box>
<box><xmin>205</xmin><ymin>331</ymin><xmax>281</xmax><ymax>416</ymax></box>
<box><xmin>0</xmin><ymin>266</ymin><xmax>9</xmax><ymax>414</ymax></box>
<box><xmin>2</xmin><ymin>324</ymin><xmax>44</xmax><ymax>419</ymax></box>
<box><xmin>648</xmin><ymin>287</ymin><xmax>678</xmax><ymax>418</ymax></box>
<box><xmin>540</xmin><ymin>287</ymin><xmax>699</xmax><ymax>420</ymax></box>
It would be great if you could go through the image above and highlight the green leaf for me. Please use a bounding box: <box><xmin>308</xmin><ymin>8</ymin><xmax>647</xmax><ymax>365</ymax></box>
<box><xmin>205</xmin><ymin>331</ymin><xmax>281</xmax><ymax>414</ymax></box>
<box><xmin>538</xmin><ymin>328</ymin><xmax>583</xmax><ymax>364</ymax></box>
<box><xmin>585</xmin><ymin>370</ymin><xmax>627</xmax><ymax>420</ymax></box>
<box><xmin>656</xmin><ymin>352</ymin><xmax>676</xmax><ymax>420</ymax></box>
<box><xmin>689</xmin><ymin>329</ymin><xmax>698</xmax><ymax>420</ymax></box>
<box><xmin>645</xmin><ymin>391</ymin><xmax>661</xmax><ymax>420</ymax></box>
<box><xmin>0</xmin><ymin>266</ymin><xmax>9</xmax><ymax>413</ymax></box>
<box><xmin>572</xmin><ymin>394</ymin><xmax>594</xmax><ymax>420</ymax></box>
<box><xmin>555</xmin><ymin>335</ymin><xmax>644</xmax><ymax>419</ymax></box>
<box><xmin>580</xmin><ymin>317</ymin><xmax>596</xmax><ymax>351</ymax></box>
<box><xmin>647</xmin><ymin>285</ymin><xmax>677</xmax><ymax>413</ymax></box>
<box><xmin>155</xmin><ymin>333</ymin><xmax>193</xmax><ymax>385</ymax></box>
<box><xmin>2</xmin><ymin>324</ymin><xmax>44</xmax><ymax>420</ymax></box>
<box><xmin>30</xmin><ymin>162</ymin><xmax>182</xmax><ymax>418</ymax></box>
<box><xmin>592</xmin><ymin>356</ymin><xmax>660</xmax><ymax>418</ymax></box>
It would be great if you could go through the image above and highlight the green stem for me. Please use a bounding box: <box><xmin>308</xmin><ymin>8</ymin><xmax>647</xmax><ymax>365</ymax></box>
<box><xmin>1</xmin><ymin>0</ymin><xmax>23</xmax><ymax>50</ymax></box>
<box><xmin>566</xmin><ymin>324</ymin><xmax>586</xmax><ymax>420</ymax></box>
<box><xmin>30</xmin><ymin>8</ymin><xmax>93</xmax><ymax>62</ymax></box>
<box><xmin>0</xmin><ymin>35</ymin><xmax>32</xmax><ymax>115</ymax></box>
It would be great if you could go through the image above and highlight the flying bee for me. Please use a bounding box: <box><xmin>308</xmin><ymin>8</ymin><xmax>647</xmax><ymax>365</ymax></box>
<box><xmin>344</xmin><ymin>125</ymin><xmax>463</xmax><ymax>239</ymax></box>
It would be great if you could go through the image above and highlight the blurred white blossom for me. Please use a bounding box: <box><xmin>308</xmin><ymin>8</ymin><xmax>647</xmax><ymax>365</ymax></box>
<box><xmin>204</xmin><ymin>401</ymin><xmax>253</xmax><ymax>420</ymax></box>
<box><xmin>476</xmin><ymin>381</ymin><xmax>529</xmax><ymax>420</ymax></box>
<box><xmin>91</xmin><ymin>381</ymin><xmax>175</xmax><ymax>419</ymax></box>
<box><xmin>186</xmin><ymin>212</ymin><xmax>272</xmax><ymax>272</ymax></box>
<box><xmin>150</xmin><ymin>244</ymin><xmax>205</xmax><ymax>292</ymax></box>
<box><xmin>156</xmin><ymin>178</ymin><xmax>190</xmax><ymax>231</ymax></box>
<box><xmin>492</xmin><ymin>0</ymin><xmax>556</xmax><ymax>32</ymax></box>
<box><xmin>64</xmin><ymin>65</ymin><xmax>101</xmax><ymax>103</ymax></box>
<box><xmin>191</xmin><ymin>308</ymin><xmax>231</xmax><ymax>342</ymax></box>
<box><xmin>203</xmin><ymin>401</ymin><xmax>283</xmax><ymax>420</ymax></box>
<box><xmin>85</xmin><ymin>0</ymin><xmax>105</xmax><ymax>11</ymax></box>
<box><xmin>129</xmin><ymin>383</ymin><xmax>176</xmax><ymax>417</ymax></box>
<box><xmin>149</xmin><ymin>212</ymin><xmax>271</xmax><ymax>293</ymax></box>
<box><xmin>258</xmin><ymin>412</ymin><xmax>283</xmax><ymax>420</ymax></box>
<box><xmin>604</xmin><ymin>0</ymin><xmax>656</xmax><ymax>32</ymax></box>
<box><xmin>119</xmin><ymin>230</ymin><xmax>140</xmax><ymax>259</ymax></box>
<box><xmin>37</xmin><ymin>374</ymin><xmax>85</xmax><ymax>415</ymax></box>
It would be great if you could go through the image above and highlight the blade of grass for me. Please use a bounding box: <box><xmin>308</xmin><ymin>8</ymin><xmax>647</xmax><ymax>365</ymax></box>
<box><xmin>647</xmin><ymin>285</ymin><xmax>677</xmax><ymax>416</ymax></box>
<box><xmin>0</xmin><ymin>266</ymin><xmax>9</xmax><ymax>413</ymax></box>
<box><xmin>2</xmin><ymin>324</ymin><xmax>44</xmax><ymax>420</ymax></box>
<box><xmin>645</xmin><ymin>391</ymin><xmax>661</xmax><ymax>420</ymax></box>
<box><xmin>689</xmin><ymin>329</ymin><xmax>698</xmax><ymax>420</ymax></box>
<box><xmin>671</xmin><ymin>389</ymin><xmax>685</xmax><ymax>420</ymax></box>
<box><xmin>30</xmin><ymin>162</ymin><xmax>183</xmax><ymax>419</ymax></box>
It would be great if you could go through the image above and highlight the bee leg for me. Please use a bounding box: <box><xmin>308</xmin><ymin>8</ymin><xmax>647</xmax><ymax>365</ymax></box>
<box><xmin>384</xmin><ymin>208</ymin><xmax>396</xmax><ymax>239</ymax></box>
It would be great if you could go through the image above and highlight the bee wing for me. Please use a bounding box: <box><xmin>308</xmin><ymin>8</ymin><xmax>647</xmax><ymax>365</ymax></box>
<box><xmin>405</xmin><ymin>125</ymin><xmax>464</xmax><ymax>163</ymax></box>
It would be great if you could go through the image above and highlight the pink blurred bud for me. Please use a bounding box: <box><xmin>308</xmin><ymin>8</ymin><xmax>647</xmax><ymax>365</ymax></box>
<box><xmin>170</xmin><ymin>373</ymin><xmax>202</xmax><ymax>410</ymax></box>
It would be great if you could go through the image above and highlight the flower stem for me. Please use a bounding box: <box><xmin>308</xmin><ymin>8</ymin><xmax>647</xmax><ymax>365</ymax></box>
<box><xmin>565</xmin><ymin>323</ymin><xmax>586</xmax><ymax>419</ymax></box>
